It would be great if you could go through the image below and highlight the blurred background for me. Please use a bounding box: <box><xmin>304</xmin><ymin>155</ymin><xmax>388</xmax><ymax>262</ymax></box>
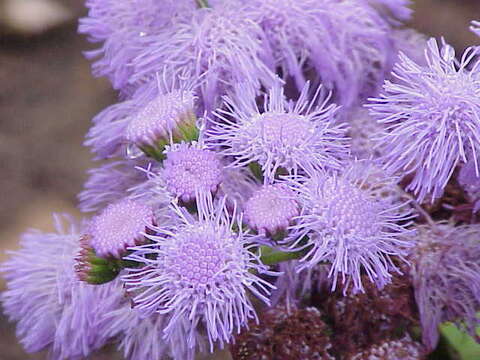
<box><xmin>0</xmin><ymin>0</ymin><xmax>478</xmax><ymax>359</ymax></box>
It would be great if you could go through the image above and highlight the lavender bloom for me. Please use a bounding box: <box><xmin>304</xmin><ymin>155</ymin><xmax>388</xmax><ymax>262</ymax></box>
<box><xmin>410</xmin><ymin>223</ymin><xmax>480</xmax><ymax>350</ymax></box>
<box><xmin>133</xmin><ymin>141</ymin><xmax>224</xmax><ymax>204</ymax></box>
<box><xmin>128</xmin><ymin>1</ymin><xmax>276</xmax><ymax>112</ymax></box>
<box><xmin>122</xmin><ymin>195</ymin><xmax>276</xmax><ymax>355</ymax></box>
<box><xmin>209</xmin><ymin>82</ymin><xmax>349</xmax><ymax>181</ymax></box>
<box><xmin>88</xmin><ymin>199</ymin><xmax>154</xmax><ymax>258</ymax></box>
<box><xmin>79</xmin><ymin>0</ymin><xmax>195</xmax><ymax>95</ymax></box>
<box><xmin>244</xmin><ymin>184</ymin><xmax>299</xmax><ymax>237</ymax></box>
<box><xmin>86</xmin><ymin>73</ymin><xmax>197</xmax><ymax>159</ymax></box>
<box><xmin>286</xmin><ymin>160</ymin><xmax>416</xmax><ymax>293</ymax></box>
<box><xmin>244</xmin><ymin>0</ymin><xmax>395</xmax><ymax>106</ymax></box>
<box><xmin>369</xmin><ymin>39</ymin><xmax>480</xmax><ymax>203</ymax></box>
<box><xmin>78</xmin><ymin>158</ymin><xmax>149</xmax><ymax>212</ymax></box>
<box><xmin>1</xmin><ymin>215</ymin><xmax>119</xmax><ymax>358</ymax></box>
<box><xmin>162</xmin><ymin>143</ymin><xmax>224</xmax><ymax>203</ymax></box>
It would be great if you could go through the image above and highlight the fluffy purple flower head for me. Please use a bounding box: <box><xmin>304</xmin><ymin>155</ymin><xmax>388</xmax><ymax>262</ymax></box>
<box><xmin>1</xmin><ymin>215</ymin><xmax>120</xmax><ymax>358</ymax></box>
<box><xmin>369</xmin><ymin>39</ymin><xmax>480</xmax><ymax>203</ymax></box>
<box><xmin>244</xmin><ymin>184</ymin><xmax>299</xmax><ymax>237</ymax></box>
<box><xmin>129</xmin><ymin>1</ymin><xmax>276</xmax><ymax>111</ymax></box>
<box><xmin>88</xmin><ymin>199</ymin><xmax>154</xmax><ymax>258</ymax></box>
<box><xmin>162</xmin><ymin>143</ymin><xmax>224</xmax><ymax>203</ymax></box>
<box><xmin>210</xmin><ymin>82</ymin><xmax>349</xmax><ymax>181</ymax></box>
<box><xmin>122</xmin><ymin>195</ymin><xmax>276</xmax><ymax>354</ymax></box>
<box><xmin>79</xmin><ymin>0</ymin><xmax>195</xmax><ymax>94</ymax></box>
<box><xmin>410</xmin><ymin>223</ymin><xmax>480</xmax><ymax>350</ymax></box>
<box><xmin>85</xmin><ymin>72</ymin><xmax>197</xmax><ymax>159</ymax></box>
<box><xmin>286</xmin><ymin>160</ymin><xmax>416</xmax><ymax>293</ymax></box>
<box><xmin>244</xmin><ymin>0</ymin><xmax>396</xmax><ymax>105</ymax></box>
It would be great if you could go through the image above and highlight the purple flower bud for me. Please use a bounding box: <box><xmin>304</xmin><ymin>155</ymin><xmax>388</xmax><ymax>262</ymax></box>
<box><xmin>88</xmin><ymin>199</ymin><xmax>154</xmax><ymax>258</ymax></box>
<box><xmin>86</xmin><ymin>73</ymin><xmax>198</xmax><ymax>159</ymax></box>
<box><xmin>410</xmin><ymin>223</ymin><xmax>480</xmax><ymax>350</ymax></box>
<box><xmin>210</xmin><ymin>82</ymin><xmax>349</xmax><ymax>180</ymax></box>
<box><xmin>122</xmin><ymin>195</ymin><xmax>277</xmax><ymax>354</ymax></box>
<box><xmin>286</xmin><ymin>160</ymin><xmax>416</xmax><ymax>293</ymax></box>
<box><xmin>162</xmin><ymin>143</ymin><xmax>223</xmax><ymax>203</ymax></box>
<box><xmin>368</xmin><ymin>38</ymin><xmax>480</xmax><ymax>203</ymax></box>
<box><xmin>244</xmin><ymin>184</ymin><xmax>299</xmax><ymax>237</ymax></box>
<box><xmin>125</xmin><ymin>87</ymin><xmax>197</xmax><ymax>158</ymax></box>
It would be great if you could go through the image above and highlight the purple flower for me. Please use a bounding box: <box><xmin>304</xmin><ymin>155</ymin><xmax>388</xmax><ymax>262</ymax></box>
<box><xmin>122</xmin><ymin>195</ymin><xmax>277</xmax><ymax>354</ymax></box>
<box><xmin>79</xmin><ymin>0</ymin><xmax>195</xmax><ymax>95</ymax></box>
<box><xmin>86</xmin><ymin>73</ymin><xmax>198</xmax><ymax>159</ymax></box>
<box><xmin>244</xmin><ymin>184</ymin><xmax>299</xmax><ymax>237</ymax></box>
<box><xmin>162</xmin><ymin>143</ymin><xmax>224</xmax><ymax>203</ymax></box>
<box><xmin>78</xmin><ymin>158</ymin><xmax>149</xmax><ymax>212</ymax></box>
<box><xmin>410</xmin><ymin>223</ymin><xmax>480</xmax><ymax>349</ymax></box>
<box><xmin>128</xmin><ymin>1</ymin><xmax>276</xmax><ymax>112</ymax></box>
<box><xmin>368</xmin><ymin>39</ymin><xmax>480</xmax><ymax>203</ymax></box>
<box><xmin>1</xmin><ymin>215</ymin><xmax>120</xmax><ymax>358</ymax></box>
<box><xmin>285</xmin><ymin>160</ymin><xmax>416</xmax><ymax>293</ymax></box>
<box><xmin>244</xmin><ymin>0</ymin><xmax>395</xmax><ymax>107</ymax></box>
<box><xmin>209</xmin><ymin>82</ymin><xmax>349</xmax><ymax>181</ymax></box>
<box><xmin>133</xmin><ymin>141</ymin><xmax>224</xmax><ymax>204</ymax></box>
<box><xmin>87</xmin><ymin>199</ymin><xmax>154</xmax><ymax>258</ymax></box>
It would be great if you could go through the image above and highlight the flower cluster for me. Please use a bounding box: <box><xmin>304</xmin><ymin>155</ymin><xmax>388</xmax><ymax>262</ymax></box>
<box><xmin>2</xmin><ymin>1</ymin><xmax>480</xmax><ymax>359</ymax></box>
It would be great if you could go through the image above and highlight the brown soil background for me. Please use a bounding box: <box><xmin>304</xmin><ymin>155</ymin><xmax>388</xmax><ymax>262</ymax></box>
<box><xmin>0</xmin><ymin>1</ymin><xmax>479</xmax><ymax>359</ymax></box>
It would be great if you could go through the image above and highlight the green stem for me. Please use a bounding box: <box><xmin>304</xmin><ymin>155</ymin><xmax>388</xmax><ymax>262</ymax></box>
<box><xmin>196</xmin><ymin>0</ymin><xmax>209</xmax><ymax>8</ymax></box>
<box><xmin>260</xmin><ymin>246</ymin><xmax>305</xmax><ymax>266</ymax></box>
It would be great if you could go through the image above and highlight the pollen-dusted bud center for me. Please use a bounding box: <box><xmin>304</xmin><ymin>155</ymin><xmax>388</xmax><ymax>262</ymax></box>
<box><xmin>163</xmin><ymin>145</ymin><xmax>223</xmax><ymax>202</ymax></box>
<box><xmin>89</xmin><ymin>199</ymin><xmax>153</xmax><ymax>258</ymax></box>
<box><xmin>164</xmin><ymin>226</ymin><xmax>228</xmax><ymax>288</ymax></box>
<box><xmin>245</xmin><ymin>184</ymin><xmax>299</xmax><ymax>235</ymax></box>
<box><xmin>125</xmin><ymin>89</ymin><xmax>195</xmax><ymax>146</ymax></box>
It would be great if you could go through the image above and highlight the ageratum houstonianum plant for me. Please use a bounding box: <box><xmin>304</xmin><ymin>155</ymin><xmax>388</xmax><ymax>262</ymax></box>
<box><xmin>2</xmin><ymin>1</ymin><xmax>480</xmax><ymax>359</ymax></box>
